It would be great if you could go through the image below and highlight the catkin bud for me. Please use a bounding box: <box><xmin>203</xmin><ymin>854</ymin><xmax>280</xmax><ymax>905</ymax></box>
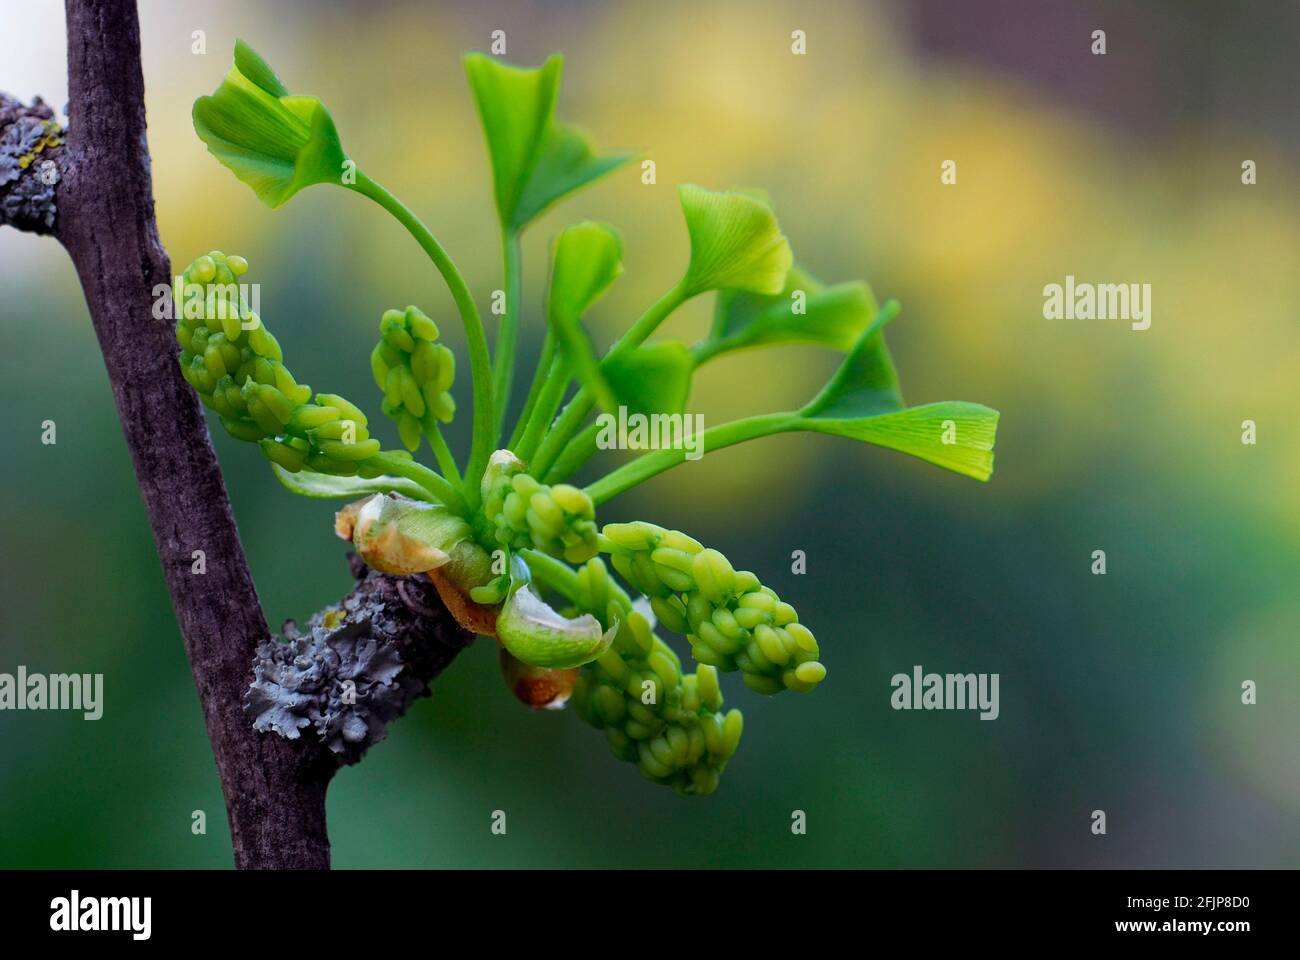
<box><xmin>481</xmin><ymin>456</ymin><xmax>599</xmax><ymax>563</ymax></box>
<box><xmin>369</xmin><ymin>304</ymin><xmax>456</xmax><ymax>452</ymax></box>
<box><xmin>598</xmin><ymin>520</ymin><xmax>825</xmax><ymax>695</ymax></box>
<box><xmin>173</xmin><ymin>252</ymin><xmax>381</xmax><ymax>478</ymax></box>
<box><xmin>560</xmin><ymin>557</ymin><xmax>741</xmax><ymax>795</ymax></box>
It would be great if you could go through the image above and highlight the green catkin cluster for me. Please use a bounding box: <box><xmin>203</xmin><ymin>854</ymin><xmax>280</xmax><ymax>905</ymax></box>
<box><xmin>601</xmin><ymin>521</ymin><xmax>826</xmax><ymax>695</ymax></box>
<box><xmin>483</xmin><ymin>467</ymin><xmax>599</xmax><ymax>564</ymax></box>
<box><xmin>370</xmin><ymin>305</ymin><xmax>456</xmax><ymax>451</ymax></box>
<box><xmin>174</xmin><ymin>251</ymin><xmax>383</xmax><ymax>476</ymax></box>
<box><xmin>563</xmin><ymin>557</ymin><xmax>743</xmax><ymax>796</ymax></box>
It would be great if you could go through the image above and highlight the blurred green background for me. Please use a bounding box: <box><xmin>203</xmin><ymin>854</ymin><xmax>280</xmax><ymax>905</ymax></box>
<box><xmin>2</xmin><ymin>0</ymin><xmax>1297</xmax><ymax>868</ymax></box>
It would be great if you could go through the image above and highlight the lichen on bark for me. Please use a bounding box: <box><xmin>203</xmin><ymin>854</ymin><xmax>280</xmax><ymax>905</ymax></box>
<box><xmin>0</xmin><ymin>94</ymin><xmax>63</xmax><ymax>232</ymax></box>
<box><xmin>247</xmin><ymin>559</ymin><xmax>475</xmax><ymax>764</ymax></box>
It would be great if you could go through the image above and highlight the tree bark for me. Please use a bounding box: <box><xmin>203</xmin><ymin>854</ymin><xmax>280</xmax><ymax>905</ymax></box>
<box><xmin>2</xmin><ymin>0</ymin><xmax>473</xmax><ymax>868</ymax></box>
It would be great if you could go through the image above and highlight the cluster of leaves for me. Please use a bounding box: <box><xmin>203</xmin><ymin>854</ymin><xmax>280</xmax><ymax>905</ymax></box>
<box><xmin>185</xmin><ymin>42</ymin><xmax>999</xmax><ymax>793</ymax></box>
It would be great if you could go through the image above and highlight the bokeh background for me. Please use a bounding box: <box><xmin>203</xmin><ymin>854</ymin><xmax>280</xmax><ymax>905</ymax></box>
<box><xmin>2</xmin><ymin>0</ymin><xmax>1297</xmax><ymax>868</ymax></box>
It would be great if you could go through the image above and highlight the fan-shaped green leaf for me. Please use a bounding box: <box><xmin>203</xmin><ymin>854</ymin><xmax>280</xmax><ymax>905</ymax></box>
<box><xmin>514</xmin><ymin>121</ymin><xmax>633</xmax><ymax>229</ymax></box>
<box><xmin>192</xmin><ymin>41</ymin><xmax>348</xmax><ymax>208</ymax></box>
<box><xmin>702</xmin><ymin>266</ymin><xmax>879</xmax><ymax>361</ymax></box>
<box><xmin>545</xmin><ymin>222</ymin><xmax>624</xmax><ymax>409</ymax></box>
<box><xmin>799</xmin><ymin>301</ymin><xmax>903</xmax><ymax>419</ymax></box>
<box><xmin>602</xmin><ymin>341</ymin><xmax>693</xmax><ymax>416</ymax></box>
<box><xmin>464</xmin><ymin>53</ymin><xmax>562</xmax><ymax>227</ymax></box>
<box><xmin>678</xmin><ymin>185</ymin><xmax>792</xmax><ymax>297</ymax></box>
<box><xmin>796</xmin><ymin>307</ymin><xmax>998</xmax><ymax>480</ymax></box>
<box><xmin>799</xmin><ymin>402</ymin><xmax>998</xmax><ymax>481</ymax></box>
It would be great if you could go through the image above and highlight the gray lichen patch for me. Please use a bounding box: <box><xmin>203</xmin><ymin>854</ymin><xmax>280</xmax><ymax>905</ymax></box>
<box><xmin>247</xmin><ymin>592</ymin><xmax>430</xmax><ymax>765</ymax></box>
<box><xmin>0</xmin><ymin>94</ymin><xmax>63</xmax><ymax>232</ymax></box>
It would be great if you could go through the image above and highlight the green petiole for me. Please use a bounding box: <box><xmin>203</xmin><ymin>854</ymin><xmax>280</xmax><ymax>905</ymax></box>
<box><xmin>517</xmin><ymin>548</ymin><xmax>581</xmax><ymax>602</ymax></box>
<box><xmin>582</xmin><ymin>411</ymin><xmax>802</xmax><ymax>505</ymax></box>
<box><xmin>529</xmin><ymin>386</ymin><xmax>589</xmax><ymax>478</ymax></box>
<box><xmin>542</xmin><ymin>420</ymin><xmax>602</xmax><ymax>484</ymax></box>
<box><xmin>425</xmin><ymin>425</ymin><xmax>463</xmax><ymax>487</ymax></box>
<box><xmin>349</xmin><ymin>171</ymin><xmax>494</xmax><ymax>510</ymax></box>
<box><xmin>530</xmin><ymin>283</ymin><xmax>691</xmax><ymax>477</ymax></box>
<box><xmin>514</xmin><ymin>353</ymin><xmax>573</xmax><ymax>464</ymax></box>
<box><xmin>507</xmin><ymin>330</ymin><xmax>557</xmax><ymax>452</ymax></box>
<box><xmin>606</xmin><ymin>281</ymin><xmax>690</xmax><ymax>361</ymax></box>
<box><xmin>492</xmin><ymin>229</ymin><xmax>523</xmax><ymax>442</ymax></box>
<box><xmin>365</xmin><ymin>450</ymin><xmax>468</xmax><ymax>515</ymax></box>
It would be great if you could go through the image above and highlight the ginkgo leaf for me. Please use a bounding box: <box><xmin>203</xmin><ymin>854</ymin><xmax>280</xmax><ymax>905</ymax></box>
<box><xmin>193</xmin><ymin>41</ymin><xmax>349</xmax><ymax>208</ymax></box>
<box><xmin>678</xmin><ymin>185</ymin><xmax>793</xmax><ymax>297</ymax></box>
<box><xmin>546</xmin><ymin>221</ymin><xmax>624</xmax><ymax>410</ymax></box>
<box><xmin>464</xmin><ymin>53</ymin><xmax>562</xmax><ymax>228</ymax></box>
<box><xmin>799</xmin><ymin>402</ymin><xmax>999</xmax><ymax>481</ymax></box>
<box><xmin>701</xmin><ymin>266</ymin><xmax>879</xmax><ymax>361</ymax></box>
<box><xmin>231</xmin><ymin>39</ymin><xmax>288</xmax><ymax>97</ymax></box>
<box><xmin>545</xmin><ymin>224</ymin><xmax>693</xmax><ymax>417</ymax></box>
<box><xmin>548</xmin><ymin>222</ymin><xmax>624</xmax><ymax>331</ymax></box>
<box><xmin>602</xmin><ymin>341</ymin><xmax>693</xmax><ymax>416</ymax></box>
<box><xmin>799</xmin><ymin>301</ymin><xmax>903</xmax><ymax>419</ymax></box>
<box><xmin>542</xmin><ymin>223</ymin><xmax>692</xmax><ymax>419</ymax></box>
<box><xmin>270</xmin><ymin>464</ymin><xmax>435</xmax><ymax>502</ymax></box>
<box><xmin>796</xmin><ymin>308</ymin><xmax>998</xmax><ymax>481</ymax></box>
<box><xmin>514</xmin><ymin>120</ymin><xmax>634</xmax><ymax>229</ymax></box>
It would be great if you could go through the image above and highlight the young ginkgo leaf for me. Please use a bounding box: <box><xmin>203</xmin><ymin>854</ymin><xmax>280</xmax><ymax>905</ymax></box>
<box><xmin>801</xmin><ymin>401</ymin><xmax>998</xmax><ymax>481</ymax></box>
<box><xmin>601</xmin><ymin>341</ymin><xmax>693</xmax><ymax>416</ymax></box>
<box><xmin>546</xmin><ymin>223</ymin><xmax>694</xmax><ymax>417</ymax></box>
<box><xmin>547</xmin><ymin>221</ymin><xmax>625</xmax><ymax>410</ymax></box>
<box><xmin>466</xmin><ymin>53</ymin><xmax>631</xmax><ymax>230</ymax></box>
<box><xmin>702</xmin><ymin>265</ymin><xmax>879</xmax><ymax>360</ymax></box>
<box><xmin>548</xmin><ymin>222</ymin><xmax>624</xmax><ymax>333</ymax></box>
<box><xmin>800</xmin><ymin>301</ymin><xmax>904</xmax><ymax>418</ymax></box>
<box><xmin>678</xmin><ymin>185</ymin><xmax>793</xmax><ymax>298</ymax></box>
<box><xmin>514</xmin><ymin>121</ymin><xmax>633</xmax><ymax>229</ymax></box>
<box><xmin>798</xmin><ymin>306</ymin><xmax>998</xmax><ymax>480</ymax></box>
<box><xmin>464</xmin><ymin>53</ymin><xmax>561</xmax><ymax>228</ymax></box>
<box><xmin>192</xmin><ymin>41</ymin><xmax>349</xmax><ymax>208</ymax></box>
<box><xmin>586</xmin><ymin>297</ymin><xmax>999</xmax><ymax>504</ymax></box>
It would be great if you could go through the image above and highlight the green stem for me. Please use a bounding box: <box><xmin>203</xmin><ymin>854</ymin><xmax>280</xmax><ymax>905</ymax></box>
<box><xmin>366</xmin><ymin>451</ymin><xmax>468</xmax><ymax>515</ymax></box>
<box><xmin>531</xmin><ymin>283</ymin><xmax>691</xmax><ymax>477</ymax></box>
<box><xmin>425</xmin><ymin>426</ymin><xmax>463</xmax><ymax>487</ymax></box>
<box><xmin>542</xmin><ymin>421</ymin><xmax>601</xmax><ymax>483</ymax></box>
<box><xmin>507</xmin><ymin>331</ymin><xmax>556</xmax><ymax>451</ymax></box>
<box><xmin>530</xmin><ymin>386</ymin><xmax>589</xmax><ymax>479</ymax></box>
<box><xmin>515</xmin><ymin>355</ymin><xmax>572</xmax><ymax>465</ymax></box>
<box><xmin>583</xmin><ymin>412</ymin><xmax>802</xmax><ymax>505</ymax></box>
<box><xmin>607</xmin><ymin>281</ymin><xmax>690</xmax><ymax>359</ymax></box>
<box><xmin>349</xmin><ymin>171</ymin><xmax>494</xmax><ymax>510</ymax></box>
<box><xmin>690</xmin><ymin>338</ymin><xmax>725</xmax><ymax>367</ymax></box>
<box><xmin>521</xmin><ymin>548</ymin><xmax>636</xmax><ymax>611</ymax></box>
<box><xmin>518</xmin><ymin>549</ymin><xmax>580</xmax><ymax>601</ymax></box>
<box><xmin>492</xmin><ymin>229</ymin><xmax>523</xmax><ymax>441</ymax></box>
